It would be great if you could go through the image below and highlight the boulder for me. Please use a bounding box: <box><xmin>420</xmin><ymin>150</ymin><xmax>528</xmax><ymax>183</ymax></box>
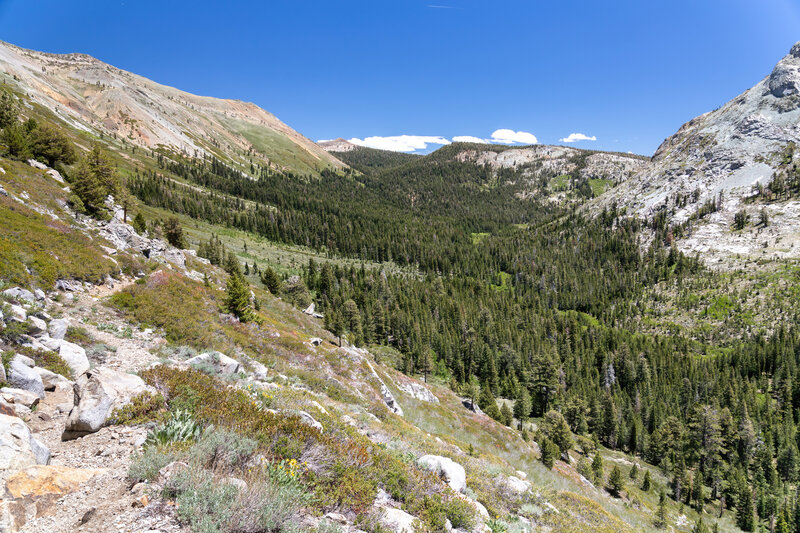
<box><xmin>27</xmin><ymin>316</ymin><xmax>47</xmax><ymax>336</ymax></box>
<box><xmin>505</xmin><ymin>475</ymin><xmax>531</xmax><ymax>495</ymax></box>
<box><xmin>26</xmin><ymin>159</ymin><xmax>48</xmax><ymax>170</ymax></box>
<box><xmin>4</xmin><ymin>465</ymin><xmax>102</xmax><ymax>500</ymax></box>
<box><xmin>55</xmin><ymin>279</ymin><xmax>80</xmax><ymax>292</ymax></box>
<box><xmin>3</xmin><ymin>287</ymin><xmax>35</xmax><ymax>305</ymax></box>
<box><xmin>48</xmin><ymin>318</ymin><xmax>69</xmax><ymax>340</ymax></box>
<box><xmin>57</xmin><ymin>341</ymin><xmax>89</xmax><ymax>377</ymax></box>
<box><xmin>29</xmin><ymin>436</ymin><xmax>50</xmax><ymax>466</ymax></box>
<box><xmin>417</xmin><ymin>455</ymin><xmax>467</xmax><ymax>493</ymax></box>
<box><xmin>296</xmin><ymin>410</ymin><xmax>323</xmax><ymax>432</ymax></box>
<box><xmin>7</xmin><ymin>358</ymin><xmax>45</xmax><ymax>399</ymax></box>
<box><xmin>0</xmin><ymin>361</ymin><xmax>5</xmax><ymax>384</ymax></box>
<box><xmin>33</xmin><ymin>367</ymin><xmax>72</xmax><ymax>392</ymax></box>
<box><xmin>0</xmin><ymin>414</ymin><xmax>39</xmax><ymax>483</ymax></box>
<box><xmin>14</xmin><ymin>355</ymin><xmax>34</xmax><ymax>368</ymax></box>
<box><xmin>1</xmin><ymin>387</ymin><xmax>40</xmax><ymax>409</ymax></box>
<box><xmin>8</xmin><ymin>304</ymin><xmax>27</xmax><ymax>323</ymax></box>
<box><xmin>379</xmin><ymin>507</ymin><xmax>418</xmax><ymax>533</ymax></box>
<box><xmin>186</xmin><ymin>351</ymin><xmax>241</xmax><ymax>375</ymax></box>
<box><xmin>62</xmin><ymin>367</ymin><xmax>155</xmax><ymax>440</ymax></box>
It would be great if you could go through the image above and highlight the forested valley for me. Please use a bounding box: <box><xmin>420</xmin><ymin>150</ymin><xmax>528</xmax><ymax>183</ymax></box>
<box><xmin>124</xmin><ymin>142</ymin><xmax>800</xmax><ymax>532</ymax></box>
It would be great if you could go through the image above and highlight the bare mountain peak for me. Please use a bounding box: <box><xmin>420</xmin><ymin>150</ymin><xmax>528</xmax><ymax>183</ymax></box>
<box><xmin>768</xmin><ymin>41</ymin><xmax>800</xmax><ymax>98</ymax></box>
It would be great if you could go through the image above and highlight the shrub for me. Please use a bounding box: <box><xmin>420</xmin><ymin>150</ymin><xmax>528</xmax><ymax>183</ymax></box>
<box><xmin>110</xmin><ymin>392</ymin><xmax>165</xmax><ymax>425</ymax></box>
<box><xmin>189</xmin><ymin>427</ymin><xmax>257</xmax><ymax>471</ymax></box>
<box><xmin>128</xmin><ymin>446</ymin><xmax>179</xmax><ymax>483</ymax></box>
<box><xmin>65</xmin><ymin>325</ymin><xmax>94</xmax><ymax>346</ymax></box>
<box><xmin>15</xmin><ymin>346</ymin><xmax>72</xmax><ymax>379</ymax></box>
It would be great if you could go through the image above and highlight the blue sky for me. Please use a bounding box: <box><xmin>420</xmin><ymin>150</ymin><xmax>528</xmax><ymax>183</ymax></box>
<box><xmin>0</xmin><ymin>0</ymin><xmax>798</xmax><ymax>155</ymax></box>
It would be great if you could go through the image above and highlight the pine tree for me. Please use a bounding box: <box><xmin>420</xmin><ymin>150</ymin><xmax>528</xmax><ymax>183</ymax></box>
<box><xmin>0</xmin><ymin>92</ymin><xmax>16</xmax><ymax>129</ymax></box>
<box><xmin>500</xmin><ymin>402</ymin><xmax>513</xmax><ymax>427</ymax></box>
<box><xmin>225</xmin><ymin>272</ymin><xmax>253</xmax><ymax>322</ymax></box>
<box><xmin>608</xmin><ymin>465</ymin><xmax>624</xmax><ymax>497</ymax></box>
<box><xmin>478</xmin><ymin>381</ymin><xmax>501</xmax><ymax>421</ymax></box>
<box><xmin>260</xmin><ymin>266</ymin><xmax>282</xmax><ymax>295</ymax></box>
<box><xmin>544</xmin><ymin>410</ymin><xmax>573</xmax><ymax>456</ymax></box>
<box><xmin>132</xmin><ymin>212</ymin><xmax>147</xmax><ymax>234</ymax></box>
<box><xmin>692</xmin><ymin>471</ymin><xmax>704</xmax><ymax>513</ymax></box>
<box><xmin>592</xmin><ymin>452</ymin><xmax>604</xmax><ymax>484</ymax></box>
<box><xmin>692</xmin><ymin>517</ymin><xmax>709</xmax><ymax>533</ymax></box>
<box><xmin>736</xmin><ymin>483</ymin><xmax>755</xmax><ymax>532</ymax></box>
<box><xmin>419</xmin><ymin>347</ymin><xmax>434</xmax><ymax>383</ymax></box>
<box><xmin>164</xmin><ymin>217</ymin><xmax>186</xmax><ymax>248</ymax></box>
<box><xmin>467</xmin><ymin>376</ymin><xmax>480</xmax><ymax>411</ymax></box>
<box><xmin>655</xmin><ymin>489</ymin><xmax>668</xmax><ymax>528</ymax></box>
<box><xmin>513</xmin><ymin>387</ymin><xmax>532</xmax><ymax>422</ymax></box>
<box><xmin>642</xmin><ymin>470</ymin><xmax>652</xmax><ymax>492</ymax></box>
<box><xmin>629</xmin><ymin>463</ymin><xmax>639</xmax><ymax>481</ymax></box>
<box><xmin>540</xmin><ymin>436</ymin><xmax>559</xmax><ymax>469</ymax></box>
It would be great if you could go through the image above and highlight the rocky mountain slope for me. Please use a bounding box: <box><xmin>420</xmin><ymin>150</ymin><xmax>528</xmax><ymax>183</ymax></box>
<box><xmin>0</xmin><ymin>41</ymin><xmax>344</xmax><ymax>176</ymax></box>
<box><xmin>601</xmin><ymin>41</ymin><xmax>800</xmax><ymax>263</ymax></box>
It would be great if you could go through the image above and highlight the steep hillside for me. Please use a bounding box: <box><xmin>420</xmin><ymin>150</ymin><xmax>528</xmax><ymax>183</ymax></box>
<box><xmin>601</xmin><ymin>41</ymin><xmax>800</xmax><ymax>263</ymax></box>
<box><xmin>0</xmin><ymin>40</ymin><xmax>345</xmax><ymax>177</ymax></box>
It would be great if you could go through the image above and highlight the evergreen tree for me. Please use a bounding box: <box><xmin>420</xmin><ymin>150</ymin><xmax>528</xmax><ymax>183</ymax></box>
<box><xmin>419</xmin><ymin>347</ymin><xmax>434</xmax><ymax>383</ymax></box>
<box><xmin>655</xmin><ymin>489</ymin><xmax>668</xmax><ymax>528</ymax></box>
<box><xmin>225</xmin><ymin>272</ymin><xmax>253</xmax><ymax>322</ymax></box>
<box><xmin>467</xmin><ymin>376</ymin><xmax>480</xmax><ymax>412</ymax></box>
<box><xmin>692</xmin><ymin>471</ymin><xmax>704</xmax><ymax>513</ymax></box>
<box><xmin>543</xmin><ymin>410</ymin><xmax>573</xmax><ymax>456</ymax></box>
<box><xmin>736</xmin><ymin>483</ymin><xmax>755</xmax><ymax>532</ymax></box>
<box><xmin>164</xmin><ymin>217</ymin><xmax>186</xmax><ymax>248</ymax></box>
<box><xmin>513</xmin><ymin>387</ymin><xmax>532</xmax><ymax>422</ymax></box>
<box><xmin>500</xmin><ymin>402</ymin><xmax>513</xmax><ymax>427</ymax></box>
<box><xmin>540</xmin><ymin>436</ymin><xmax>559</xmax><ymax>469</ymax></box>
<box><xmin>641</xmin><ymin>470</ymin><xmax>652</xmax><ymax>492</ymax></box>
<box><xmin>608</xmin><ymin>465</ymin><xmax>624</xmax><ymax>498</ymax></box>
<box><xmin>478</xmin><ymin>381</ymin><xmax>502</xmax><ymax>421</ymax></box>
<box><xmin>592</xmin><ymin>452</ymin><xmax>604</xmax><ymax>484</ymax></box>
<box><xmin>260</xmin><ymin>266</ymin><xmax>283</xmax><ymax>295</ymax></box>
<box><xmin>692</xmin><ymin>517</ymin><xmax>709</xmax><ymax>533</ymax></box>
<box><xmin>132</xmin><ymin>212</ymin><xmax>147</xmax><ymax>235</ymax></box>
<box><xmin>0</xmin><ymin>93</ymin><xmax>16</xmax><ymax>129</ymax></box>
<box><xmin>629</xmin><ymin>463</ymin><xmax>639</xmax><ymax>481</ymax></box>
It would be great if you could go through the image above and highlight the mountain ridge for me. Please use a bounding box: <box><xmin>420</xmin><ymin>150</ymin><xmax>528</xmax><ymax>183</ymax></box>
<box><xmin>0</xmin><ymin>40</ymin><xmax>345</xmax><ymax>176</ymax></box>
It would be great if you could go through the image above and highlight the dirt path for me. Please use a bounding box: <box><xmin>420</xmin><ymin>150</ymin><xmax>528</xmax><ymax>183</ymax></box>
<box><xmin>18</xmin><ymin>280</ymin><xmax>186</xmax><ymax>533</ymax></box>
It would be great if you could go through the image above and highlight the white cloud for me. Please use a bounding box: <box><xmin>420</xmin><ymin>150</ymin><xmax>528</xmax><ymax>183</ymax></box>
<box><xmin>559</xmin><ymin>132</ymin><xmax>597</xmax><ymax>143</ymax></box>
<box><xmin>452</xmin><ymin>135</ymin><xmax>487</xmax><ymax>144</ymax></box>
<box><xmin>490</xmin><ymin>129</ymin><xmax>538</xmax><ymax>145</ymax></box>
<box><xmin>348</xmin><ymin>135</ymin><xmax>451</xmax><ymax>152</ymax></box>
